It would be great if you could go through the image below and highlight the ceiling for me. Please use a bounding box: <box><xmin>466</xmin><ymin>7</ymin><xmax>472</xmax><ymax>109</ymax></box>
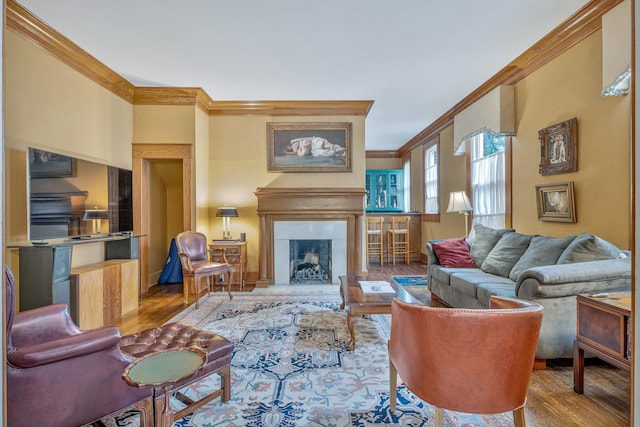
<box><xmin>18</xmin><ymin>0</ymin><xmax>590</xmax><ymax>151</ymax></box>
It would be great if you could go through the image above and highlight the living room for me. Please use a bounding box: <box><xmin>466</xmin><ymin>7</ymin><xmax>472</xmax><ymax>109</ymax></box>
<box><xmin>1</xmin><ymin>0</ymin><xmax>637</xmax><ymax>425</ymax></box>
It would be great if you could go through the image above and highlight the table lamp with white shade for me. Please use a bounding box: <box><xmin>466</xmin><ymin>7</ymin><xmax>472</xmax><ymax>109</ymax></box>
<box><xmin>216</xmin><ymin>207</ymin><xmax>238</xmax><ymax>239</ymax></box>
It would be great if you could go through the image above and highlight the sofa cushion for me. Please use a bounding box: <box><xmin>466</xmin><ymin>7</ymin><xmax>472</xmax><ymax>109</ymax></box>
<box><xmin>476</xmin><ymin>281</ymin><xmax>518</xmax><ymax>306</ymax></box>
<box><xmin>481</xmin><ymin>232</ymin><xmax>533</xmax><ymax>277</ymax></box>
<box><xmin>557</xmin><ymin>233</ymin><xmax>624</xmax><ymax>264</ymax></box>
<box><xmin>431</xmin><ymin>237</ymin><xmax>474</xmax><ymax>268</ymax></box>
<box><xmin>469</xmin><ymin>223</ymin><xmax>515</xmax><ymax>267</ymax></box>
<box><xmin>508</xmin><ymin>235</ymin><xmax>576</xmax><ymax>281</ymax></box>
<box><xmin>448</xmin><ymin>270</ymin><xmax>501</xmax><ymax>298</ymax></box>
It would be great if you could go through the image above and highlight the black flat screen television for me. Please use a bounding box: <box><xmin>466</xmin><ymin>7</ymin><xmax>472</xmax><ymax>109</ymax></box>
<box><xmin>27</xmin><ymin>147</ymin><xmax>134</xmax><ymax>241</ymax></box>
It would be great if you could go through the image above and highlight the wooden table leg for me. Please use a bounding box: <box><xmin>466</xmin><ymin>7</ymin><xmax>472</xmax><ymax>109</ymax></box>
<box><xmin>573</xmin><ymin>340</ymin><xmax>585</xmax><ymax>394</ymax></box>
<box><xmin>160</xmin><ymin>384</ymin><xmax>173</xmax><ymax>427</ymax></box>
<box><xmin>339</xmin><ymin>285</ymin><xmax>346</xmax><ymax>310</ymax></box>
<box><xmin>347</xmin><ymin>309</ymin><xmax>356</xmax><ymax>350</ymax></box>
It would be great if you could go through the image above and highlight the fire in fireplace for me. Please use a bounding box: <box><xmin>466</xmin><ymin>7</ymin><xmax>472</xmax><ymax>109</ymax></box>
<box><xmin>289</xmin><ymin>239</ymin><xmax>332</xmax><ymax>284</ymax></box>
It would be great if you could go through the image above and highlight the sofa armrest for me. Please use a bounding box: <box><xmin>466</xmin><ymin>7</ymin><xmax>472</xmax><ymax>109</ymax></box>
<box><xmin>515</xmin><ymin>258</ymin><xmax>631</xmax><ymax>299</ymax></box>
<box><xmin>11</xmin><ymin>304</ymin><xmax>84</xmax><ymax>346</ymax></box>
<box><xmin>8</xmin><ymin>327</ymin><xmax>122</xmax><ymax>368</ymax></box>
<box><xmin>425</xmin><ymin>242</ymin><xmax>440</xmax><ymax>267</ymax></box>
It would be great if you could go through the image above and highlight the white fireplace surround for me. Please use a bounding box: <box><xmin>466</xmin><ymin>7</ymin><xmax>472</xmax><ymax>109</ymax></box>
<box><xmin>274</xmin><ymin>220</ymin><xmax>347</xmax><ymax>284</ymax></box>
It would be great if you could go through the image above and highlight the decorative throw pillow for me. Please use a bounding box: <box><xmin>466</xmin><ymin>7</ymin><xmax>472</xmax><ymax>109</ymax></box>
<box><xmin>557</xmin><ymin>233</ymin><xmax>624</xmax><ymax>264</ymax></box>
<box><xmin>469</xmin><ymin>223</ymin><xmax>515</xmax><ymax>267</ymax></box>
<box><xmin>508</xmin><ymin>235</ymin><xmax>576</xmax><ymax>281</ymax></box>
<box><xmin>431</xmin><ymin>237</ymin><xmax>475</xmax><ymax>268</ymax></box>
<box><xmin>481</xmin><ymin>232</ymin><xmax>533</xmax><ymax>278</ymax></box>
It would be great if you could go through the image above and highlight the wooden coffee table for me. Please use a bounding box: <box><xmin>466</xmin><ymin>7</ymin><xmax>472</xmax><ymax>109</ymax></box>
<box><xmin>339</xmin><ymin>275</ymin><xmax>422</xmax><ymax>350</ymax></box>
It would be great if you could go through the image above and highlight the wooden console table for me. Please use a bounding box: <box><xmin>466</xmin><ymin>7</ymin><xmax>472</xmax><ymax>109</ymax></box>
<box><xmin>209</xmin><ymin>241</ymin><xmax>247</xmax><ymax>287</ymax></box>
<box><xmin>573</xmin><ymin>292</ymin><xmax>631</xmax><ymax>394</ymax></box>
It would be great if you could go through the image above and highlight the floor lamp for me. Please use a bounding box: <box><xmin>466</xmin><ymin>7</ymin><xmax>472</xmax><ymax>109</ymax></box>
<box><xmin>446</xmin><ymin>191</ymin><xmax>473</xmax><ymax>238</ymax></box>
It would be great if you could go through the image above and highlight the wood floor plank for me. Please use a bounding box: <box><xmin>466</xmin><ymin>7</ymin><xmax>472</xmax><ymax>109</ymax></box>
<box><xmin>110</xmin><ymin>262</ymin><xmax>630</xmax><ymax>426</ymax></box>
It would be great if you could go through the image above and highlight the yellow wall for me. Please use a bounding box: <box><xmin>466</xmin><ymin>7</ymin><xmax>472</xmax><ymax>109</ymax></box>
<box><xmin>132</xmin><ymin>105</ymin><xmax>195</xmax><ymax>143</ymax></box>
<box><xmin>4</xmin><ymin>30</ymin><xmax>133</xmax><ymax>269</ymax></box>
<box><xmin>417</xmin><ymin>30</ymin><xmax>631</xmax><ymax>251</ymax></box>
<box><xmin>512</xmin><ymin>30</ymin><xmax>630</xmax><ymax>248</ymax></box>
<box><xmin>148</xmin><ymin>161</ymin><xmax>169</xmax><ymax>283</ymax></box>
<box><xmin>195</xmin><ymin>107</ymin><xmax>210</xmax><ymax>234</ymax></box>
<box><xmin>366</xmin><ymin>157</ymin><xmax>402</xmax><ymax>170</ymax></box>
<box><xmin>209</xmin><ymin>115</ymin><xmax>366</xmax><ymax>273</ymax></box>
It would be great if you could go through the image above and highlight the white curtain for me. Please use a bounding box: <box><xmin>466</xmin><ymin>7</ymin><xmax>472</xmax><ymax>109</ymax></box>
<box><xmin>424</xmin><ymin>147</ymin><xmax>438</xmax><ymax>213</ymax></box>
<box><xmin>471</xmin><ymin>136</ymin><xmax>505</xmax><ymax>228</ymax></box>
<box><xmin>403</xmin><ymin>157</ymin><xmax>411</xmax><ymax>212</ymax></box>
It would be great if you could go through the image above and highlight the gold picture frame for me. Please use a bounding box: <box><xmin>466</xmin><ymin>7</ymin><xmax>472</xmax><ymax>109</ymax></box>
<box><xmin>267</xmin><ymin>122</ymin><xmax>352</xmax><ymax>173</ymax></box>
<box><xmin>535</xmin><ymin>182</ymin><xmax>576</xmax><ymax>222</ymax></box>
<box><xmin>538</xmin><ymin>117</ymin><xmax>577</xmax><ymax>176</ymax></box>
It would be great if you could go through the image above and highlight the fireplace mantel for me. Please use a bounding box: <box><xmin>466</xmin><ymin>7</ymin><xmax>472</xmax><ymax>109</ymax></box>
<box><xmin>255</xmin><ymin>187</ymin><xmax>366</xmax><ymax>286</ymax></box>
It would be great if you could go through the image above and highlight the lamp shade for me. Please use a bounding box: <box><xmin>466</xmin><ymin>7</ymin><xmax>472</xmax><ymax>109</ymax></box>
<box><xmin>83</xmin><ymin>208</ymin><xmax>109</xmax><ymax>220</ymax></box>
<box><xmin>446</xmin><ymin>191</ymin><xmax>472</xmax><ymax>213</ymax></box>
<box><xmin>216</xmin><ymin>207</ymin><xmax>238</xmax><ymax>218</ymax></box>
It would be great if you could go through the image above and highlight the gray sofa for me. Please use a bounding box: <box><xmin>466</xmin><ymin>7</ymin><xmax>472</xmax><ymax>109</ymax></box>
<box><xmin>426</xmin><ymin>224</ymin><xmax>631</xmax><ymax>359</ymax></box>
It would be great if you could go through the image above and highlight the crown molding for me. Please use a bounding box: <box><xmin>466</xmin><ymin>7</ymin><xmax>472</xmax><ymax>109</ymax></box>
<box><xmin>132</xmin><ymin>87</ymin><xmax>214</xmax><ymax>112</ymax></box>
<box><xmin>366</xmin><ymin>150</ymin><xmax>400</xmax><ymax>159</ymax></box>
<box><xmin>6</xmin><ymin>0</ymin><xmax>136</xmax><ymax>102</ymax></box>
<box><xmin>6</xmin><ymin>0</ymin><xmax>621</xmax><ymax>143</ymax></box>
<box><xmin>208</xmin><ymin>100</ymin><xmax>374</xmax><ymax>117</ymax></box>
<box><xmin>398</xmin><ymin>0</ymin><xmax>623</xmax><ymax>156</ymax></box>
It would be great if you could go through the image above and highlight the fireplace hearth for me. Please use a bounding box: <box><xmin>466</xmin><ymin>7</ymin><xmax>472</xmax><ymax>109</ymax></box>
<box><xmin>290</xmin><ymin>239</ymin><xmax>332</xmax><ymax>284</ymax></box>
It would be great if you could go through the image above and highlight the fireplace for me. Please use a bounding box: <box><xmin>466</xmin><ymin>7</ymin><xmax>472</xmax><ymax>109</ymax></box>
<box><xmin>289</xmin><ymin>239</ymin><xmax>332</xmax><ymax>284</ymax></box>
<box><xmin>273</xmin><ymin>221</ymin><xmax>346</xmax><ymax>284</ymax></box>
<box><xmin>255</xmin><ymin>187</ymin><xmax>366</xmax><ymax>286</ymax></box>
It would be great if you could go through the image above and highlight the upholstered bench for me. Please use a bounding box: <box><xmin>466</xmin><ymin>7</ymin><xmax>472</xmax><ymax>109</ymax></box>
<box><xmin>120</xmin><ymin>322</ymin><xmax>234</xmax><ymax>422</ymax></box>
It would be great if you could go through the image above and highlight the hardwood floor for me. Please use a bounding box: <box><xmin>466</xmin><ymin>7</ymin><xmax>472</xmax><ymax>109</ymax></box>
<box><xmin>111</xmin><ymin>262</ymin><xmax>630</xmax><ymax>426</ymax></box>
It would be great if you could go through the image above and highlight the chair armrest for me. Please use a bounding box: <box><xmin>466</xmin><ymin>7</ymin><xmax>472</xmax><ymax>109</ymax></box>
<box><xmin>8</xmin><ymin>327</ymin><xmax>122</xmax><ymax>368</ymax></box>
<box><xmin>12</xmin><ymin>303</ymin><xmax>83</xmax><ymax>346</ymax></box>
<box><xmin>178</xmin><ymin>252</ymin><xmax>193</xmax><ymax>273</ymax></box>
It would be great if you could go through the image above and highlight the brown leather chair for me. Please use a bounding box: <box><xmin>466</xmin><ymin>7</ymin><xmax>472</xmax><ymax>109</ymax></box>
<box><xmin>5</xmin><ymin>265</ymin><xmax>154</xmax><ymax>427</ymax></box>
<box><xmin>388</xmin><ymin>296</ymin><xmax>543</xmax><ymax>427</ymax></box>
<box><xmin>176</xmin><ymin>231</ymin><xmax>233</xmax><ymax>308</ymax></box>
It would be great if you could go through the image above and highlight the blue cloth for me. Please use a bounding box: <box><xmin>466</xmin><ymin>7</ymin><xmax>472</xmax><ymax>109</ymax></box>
<box><xmin>158</xmin><ymin>238</ymin><xmax>183</xmax><ymax>284</ymax></box>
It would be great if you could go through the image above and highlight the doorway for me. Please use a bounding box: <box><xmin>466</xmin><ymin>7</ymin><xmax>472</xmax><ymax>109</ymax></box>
<box><xmin>132</xmin><ymin>143</ymin><xmax>192</xmax><ymax>294</ymax></box>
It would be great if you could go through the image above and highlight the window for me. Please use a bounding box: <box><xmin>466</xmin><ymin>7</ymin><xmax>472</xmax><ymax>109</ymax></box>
<box><xmin>470</xmin><ymin>133</ymin><xmax>507</xmax><ymax>228</ymax></box>
<box><xmin>424</xmin><ymin>144</ymin><xmax>438</xmax><ymax>214</ymax></box>
<box><xmin>403</xmin><ymin>156</ymin><xmax>411</xmax><ymax>212</ymax></box>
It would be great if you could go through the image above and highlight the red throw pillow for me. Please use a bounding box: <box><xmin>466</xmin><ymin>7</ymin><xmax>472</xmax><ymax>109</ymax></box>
<box><xmin>431</xmin><ymin>237</ymin><xmax>475</xmax><ymax>268</ymax></box>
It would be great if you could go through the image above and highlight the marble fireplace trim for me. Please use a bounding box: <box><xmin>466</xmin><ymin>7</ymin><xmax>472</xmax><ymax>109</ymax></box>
<box><xmin>274</xmin><ymin>221</ymin><xmax>347</xmax><ymax>285</ymax></box>
<box><xmin>255</xmin><ymin>187</ymin><xmax>366</xmax><ymax>287</ymax></box>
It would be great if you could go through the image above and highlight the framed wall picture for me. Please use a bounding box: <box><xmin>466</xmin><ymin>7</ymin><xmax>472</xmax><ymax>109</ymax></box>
<box><xmin>535</xmin><ymin>181</ymin><xmax>576</xmax><ymax>222</ymax></box>
<box><xmin>267</xmin><ymin>122</ymin><xmax>352</xmax><ymax>172</ymax></box>
<box><xmin>28</xmin><ymin>148</ymin><xmax>76</xmax><ymax>178</ymax></box>
<box><xmin>538</xmin><ymin>117</ymin><xmax>577</xmax><ymax>176</ymax></box>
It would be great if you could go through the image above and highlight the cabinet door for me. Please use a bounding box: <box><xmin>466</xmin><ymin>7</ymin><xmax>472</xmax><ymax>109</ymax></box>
<box><xmin>388</xmin><ymin>171</ymin><xmax>403</xmax><ymax>210</ymax></box>
<box><xmin>372</xmin><ymin>172</ymin><xmax>389</xmax><ymax>210</ymax></box>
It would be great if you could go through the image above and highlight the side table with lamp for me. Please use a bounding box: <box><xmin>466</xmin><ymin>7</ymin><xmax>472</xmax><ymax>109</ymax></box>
<box><xmin>213</xmin><ymin>206</ymin><xmax>247</xmax><ymax>287</ymax></box>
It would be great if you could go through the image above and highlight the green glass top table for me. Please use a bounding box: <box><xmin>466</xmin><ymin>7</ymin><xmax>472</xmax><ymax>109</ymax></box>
<box><xmin>123</xmin><ymin>348</ymin><xmax>206</xmax><ymax>427</ymax></box>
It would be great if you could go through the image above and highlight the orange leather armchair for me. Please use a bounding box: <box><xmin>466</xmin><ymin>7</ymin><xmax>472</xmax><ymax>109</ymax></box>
<box><xmin>176</xmin><ymin>231</ymin><xmax>233</xmax><ymax>308</ymax></box>
<box><xmin>388</xmin><ymin>296</ymin><xmax>543</xmax><ymax>427</ymax></box>
<box><xmin>5</xmin><ymin>265</ymin><xmax>154</xmax><ymax>427</ymax></box>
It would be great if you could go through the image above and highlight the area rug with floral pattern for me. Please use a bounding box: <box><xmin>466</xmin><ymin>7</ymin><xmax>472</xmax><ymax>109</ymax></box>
<box><xmin>101</xmin><ymin>291</ymin><xmax>514</xmax><ymax>426</ymax></box>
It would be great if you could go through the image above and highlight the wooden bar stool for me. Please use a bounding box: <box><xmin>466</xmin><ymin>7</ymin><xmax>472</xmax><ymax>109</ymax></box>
<box><xmin>387</xmin><ymin>216</ymin><xmax>411</xmax><ymax>264</ymax></box>
<box><xmin>366</xmin><ymin>217</ymin><xmax>385</xmax><ymax>265</ymax></box>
